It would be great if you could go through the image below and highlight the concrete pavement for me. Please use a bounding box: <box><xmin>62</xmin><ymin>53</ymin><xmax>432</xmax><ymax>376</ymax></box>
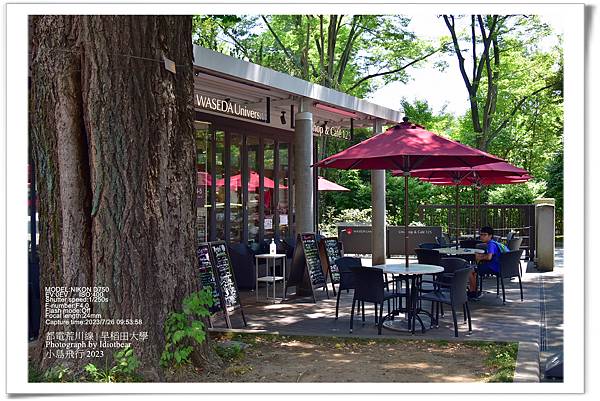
<box><xmin>215</xmin><ymin>247</ymin><xmax>564</xmax><ymax>383</ymax></box>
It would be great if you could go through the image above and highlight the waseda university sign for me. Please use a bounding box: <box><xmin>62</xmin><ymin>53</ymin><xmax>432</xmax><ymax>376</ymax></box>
<box><xmin>195</xmin><ymin>94</ymin><xmax>266</xmax><ymax>121</ymax></box>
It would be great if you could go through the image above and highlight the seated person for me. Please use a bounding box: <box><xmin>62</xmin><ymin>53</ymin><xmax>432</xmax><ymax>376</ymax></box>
<box><xmin>468</xmin><ymin>226</ymin><xmax>504</xmax><ymax>298</ymax></box>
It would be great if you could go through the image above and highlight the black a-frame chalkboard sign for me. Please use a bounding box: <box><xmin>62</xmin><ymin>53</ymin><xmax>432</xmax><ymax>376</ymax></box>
<box><xmin>319</xmin><ymin>237</ymin><xmax>342</xmax><ymax>296</ymax></box>
<box><xmin>285</xmin><ymin>233</ymin><xmax>329</xmax><ymax>303</ymax></box>
<box><xmin>196</xmin><ymin>241</ymin><xmax>247</xmax><ymax>328</ymax></box>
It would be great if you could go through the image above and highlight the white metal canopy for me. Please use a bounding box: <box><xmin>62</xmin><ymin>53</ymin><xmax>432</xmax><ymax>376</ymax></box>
<box><xmin>192</xmin><ymin>46</ymin><xmax>402</xmax><ymax>131</ymax></box>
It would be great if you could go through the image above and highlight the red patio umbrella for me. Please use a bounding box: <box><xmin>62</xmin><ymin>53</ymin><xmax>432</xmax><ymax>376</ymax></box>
<box><xmin>216</xmin><ymin>171</ymin><xmax>287</xmax><ymax>190</ymax></box>
<box><xmin>415</xmin><ymin>165</ymin><xmax>531</xmax><ymax>243</ymax></box>
<box><xmin>316</xmin><ymin>117</ymin><xmax>504</xmax><ymax>265</ymax></box>
<box><xmin>197</xmin><ymin>171</ymin><xmax>212</xmax><ymax>186</ymax></box>
<box><xmin>422</xmin><ymin>175</ymin><xmax>530</xmax><ymax>186</ymax></box>
<box><xmin>406</xmin><ymin>161</ymin><xmax>529</xmax><ymax>245</ymax></box>
<box><xmin>318</xmin><ymin>176</ymin><xmax>350</xmax><ymax>191</ymax></box>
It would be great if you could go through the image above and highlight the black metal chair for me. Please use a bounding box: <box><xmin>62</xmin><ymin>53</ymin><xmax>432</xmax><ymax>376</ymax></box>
<box><xmin>349</xmin><ymin>266</ymin><xmax>406</xmax><ymax>335</ymax></box>
<box><xmin>459</xmin><ymin>239</ymin><xmax>483</xmax><ymax>249</ymax></box>
<box><xmin>439</xmin><ymin>257</ymin><xmax>469</xmax><ymax>281</ymax></box>
<box><xmin>436</xmin><ymin>233</ymin><xmax>451</xmax><ymax>247</ymax></box>
<box><xmin>334</xmin><ymin>257</ymin><xmax>362</xmax><ymax>320</ymax></box>
<box><xmin>508</xmin><ymin>237</ymin><xmax>523</xmax><ymax>251</ymax></box>
<box><xmin>415</xmin><ymin>248</ymin><xmax>442</xmax><ymax>265</ymax></box>
<box><xmin>478</xmin><ymin>249</ymin><xmax>524</xmax><ymax>304</ymax></box>
<box><xmin>498</xmin><ymin>249</ymin><xmax>524</xmax><ymax>304</ymax></box>
<box><xmin>507</xmin><ymin>237</ymin><xmax>524</xmax><ymax>274</ymax></box>
<box><xmin>228</xmin><ymin>242</ymin><xmax>257</xmax><ymax>290</ymax></box>
<box><xmin>434</xmin><ymin>257</ymin><xmax>470</xmax><ymax>317</ymax></box>
<box><xmin>416</xmin><ymin>267</ymin><xmax>473</xmax><ymax>337</ymax></box>
<box><xmin>418</xmin><ymin>242</ymin><xmax>441</xmax><ymax>250</ymax></box>
<box><xmin>476</xmin><ymin>242</ymin><xmax>488</xmax><ymax>250</ymax></box>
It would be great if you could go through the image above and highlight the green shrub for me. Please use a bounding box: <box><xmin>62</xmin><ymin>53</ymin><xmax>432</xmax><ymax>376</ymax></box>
<box><xmin>84</xmin><ymin>346</ymin><xmax>141</xmax><ymax>383</ymax></box>
<box><xmin>215</xmin><ymin>342</ymin><xmax>245</xmax><ymax>362</ymax></box>
<box><xmin>42</xmin><ymin>364</ymin><xmax>72</xmax><ymax>383</ymax></box>
<box><xmin>160</xmin><ymin>288</ymin><xmax>213</xmax><ymax>368</ymax></box>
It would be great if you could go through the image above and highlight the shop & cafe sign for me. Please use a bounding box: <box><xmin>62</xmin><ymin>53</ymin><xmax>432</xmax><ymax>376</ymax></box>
<box><xmin>313</xmin><ymin>124</ymin><xmax>350</xmax><ymax>140</ymax></box>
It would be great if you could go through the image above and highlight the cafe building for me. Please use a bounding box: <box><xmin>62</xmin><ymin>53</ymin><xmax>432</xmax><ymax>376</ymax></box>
<box><xmin>192</xmin><ymin>45</ymin><xmax>402</xmax><ymax>250</ymax></box>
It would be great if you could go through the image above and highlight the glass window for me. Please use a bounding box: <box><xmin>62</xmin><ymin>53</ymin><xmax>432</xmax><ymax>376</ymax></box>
<box><xmin>263</xmin><ymin>138</ymin><xmax>275</xmax><ymax>239</ymax></box>
<box><xmin>278</xmin><ymin>143</ymin><xmax>290</xmax><ymax>240</ymax></box>
<box><xmin>195</xmin><ymin>126</ymin><xmax>211</xmax><ymax>243</ymax></box>
<box><xmin>230</xmin><ymin>134</ymin><xmax>243</xmax><ymax>243</ymax></box>
<box><xmin>214</xmin><ymin>131</ymin><xmax>225</xmax><ymax>241</ymax></box>
<box><xmin>247</xmin><ymin>136</ymin><xmax>260</xmax><ymax>247</ymax></box>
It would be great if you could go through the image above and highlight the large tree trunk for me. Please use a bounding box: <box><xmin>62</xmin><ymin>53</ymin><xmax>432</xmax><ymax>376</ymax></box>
<box><xmin>30</xmin><ymin>15</ymin><xmax>202</xmax><ymax>380</ymax></box>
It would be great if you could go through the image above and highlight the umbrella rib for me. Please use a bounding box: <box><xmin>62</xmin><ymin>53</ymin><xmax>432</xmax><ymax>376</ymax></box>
<box><xmin>410</xmin><ymin>156</ymin><xmax>429</xmax><ymax>170</ymax></box>
<box><xmin>456</xmin><ymin>157</ymin><xmax>475</xmax><ymax>168</ymax></box>
<box><xmin>391</xmin><ymin>158</ymin><xmax>405</xmax><ymax>171</ymax></box>
<box><xmin>339</xmin><ymin>158</ymin><xmax>362</xmax><ymax>170</ymax></box>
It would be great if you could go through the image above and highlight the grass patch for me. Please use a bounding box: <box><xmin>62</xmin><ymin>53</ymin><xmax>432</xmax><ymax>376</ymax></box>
<box><xmin>471</xmin><ymin>341</ymin><xmax>519</xmax><ymax>382</ymax></box>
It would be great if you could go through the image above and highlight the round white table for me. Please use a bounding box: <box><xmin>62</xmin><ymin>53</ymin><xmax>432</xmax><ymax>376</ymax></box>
<box><xmin>371</xmin><ymin>263</ymin><xmax>444</xmax><ymax>334</ymax></box>
<box><xmin>434</xmin><ymin>247</ymin><xmax>485</xmax><ymax>255</ymax></box>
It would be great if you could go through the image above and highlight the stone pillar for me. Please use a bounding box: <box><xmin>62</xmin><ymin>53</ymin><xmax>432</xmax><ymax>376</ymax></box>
<box><xmin>534</xmin><ymin>198</ymin><xmax>555</xmax><ymax>271</ymax></box>
<box><xmin>294</xmin><ymin>100</ymin><xmax>314</xmax><ymax>234</ymax></box>
<box><xmin>371</xmin><ymin>119</ymin><xmax>386</xmax><ymax>265</ymax></box>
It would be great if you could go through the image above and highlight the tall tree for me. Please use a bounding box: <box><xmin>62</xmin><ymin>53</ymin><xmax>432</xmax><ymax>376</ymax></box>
<box><xmin>443</xmin><ymin>15</ymin><xmax>562</xmax><ymax>152</ymax></box>
<box><xmin>30</xmin><ymin>16</ymin><xmax>206</xmax><ymax>379</ymax></box>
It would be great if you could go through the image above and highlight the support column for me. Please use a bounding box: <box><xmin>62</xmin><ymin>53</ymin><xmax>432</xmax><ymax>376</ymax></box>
<box><xmin>371</xmin><ymin>119</ymin><xmax>386</xmax><ymax>265</ymax></box>
<box><xmin>294</xmin><ymin>99</ymin><xmax>314</xmax><ymax>234</ymax></box>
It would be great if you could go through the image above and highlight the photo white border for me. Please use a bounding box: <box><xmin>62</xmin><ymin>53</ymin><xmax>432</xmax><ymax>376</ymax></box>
<box><xmin>4</xmin><ymin>1</ymin><xmax>586</xmax><ymax>395</ymax></box>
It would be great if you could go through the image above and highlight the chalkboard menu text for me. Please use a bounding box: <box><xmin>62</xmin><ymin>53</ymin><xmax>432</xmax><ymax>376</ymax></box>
<box><xmin>194</xmin><ymin>241</ymin><xmax>247</xmax><ymax>328</ymax></box>
<box><xmin>196</xmin><ymin>243</ymin><xmax>221</xmax><ymax>314</ymax></box>
<box><xmin>285</xmin><ymin>233</ymin><xmax>329</xmax><ymax>302</ymax></box>
<box><xmin>319</xmin><ymin>238</ymin><xmax>342</xmax><ymax>294</ymax></box>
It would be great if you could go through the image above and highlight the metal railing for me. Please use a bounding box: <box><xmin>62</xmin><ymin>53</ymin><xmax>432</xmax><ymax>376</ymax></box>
<box><xmin>417</xmin><ymin>204</ymin><xmax>536</xmax><ymax>260</ymax></box>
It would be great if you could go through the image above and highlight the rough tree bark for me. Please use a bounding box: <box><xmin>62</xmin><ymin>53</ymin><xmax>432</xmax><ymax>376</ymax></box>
<box><xmin>30</xmin><ymin>15</ymin><xmax>206</xmax><ymax>380</ymax></box>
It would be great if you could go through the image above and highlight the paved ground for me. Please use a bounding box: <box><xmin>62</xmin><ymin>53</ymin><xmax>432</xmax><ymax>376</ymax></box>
<box><xmin>215</xmin><ymin>248</ymin><xmax>564</xmax><ymax>382</ymax></box>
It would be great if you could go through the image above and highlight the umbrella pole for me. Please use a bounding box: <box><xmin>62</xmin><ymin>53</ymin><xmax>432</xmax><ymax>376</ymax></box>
<box><xmin>473</xmin><ymin>186</ymin><xmax>477</xmax><ymax>239</ymax></box>
<box><xmin>404</xmin><ymin>174</ymin><xmax>409</xmax><ymax>267</ymax></box>
<box><xmin>455</xmin><ymin>184</ymin><xmax>460</xmax><ymax>249</ymax></box>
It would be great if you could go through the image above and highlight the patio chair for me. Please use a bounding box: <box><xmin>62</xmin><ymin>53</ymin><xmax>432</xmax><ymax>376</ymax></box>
<box><xmin>507</xmin><ymin>237</ymin><xmax>524</xmax><ymax>273</ymax></box>
<box><xmin>415</xmin><ymin>248</ymin><xmax>442</xmax><ymax>265</ymax></box>
<box><xmin>436</xmin><ymin>233</ymin><xmax>451</xmax><ymax>247</ymax></box>
<box><xmin>349</xmin><ymin>266</ymin><xmax>407</xmax><ymax>335</ymax></box>
<box><xmin>459</xmin><ymin>239</ymin><xmax>483</xmax><ymax>249</ymax></box>
<box><xmin>228</xmin><ymin>242</ymin><xmax>257</xmax><ymax>290</ymax></box>
<box><xmin>415</xmin><ymin>267</ymin><xmax>473</xmax><ymax>337</ymax></box>
<box><xmin>508</xmin><ymin>237</ymin><xmax>523</xmax><ymax>251</ymax></box>
<box><xmin>418</xmin><ymin>242</ymin><xmax>441</xmax><ymax>250</ymax></box>
<box><xmin>478</xmin><ymin>249</ymin><xmax>524</xmax><ymax>304</ymax></box>
<box><xmin>439</xmin><ymin>257</ymin><xmax>469</xmax><ymax>281</ymax></box>
<box><xmin>334</xmin><ymin>257</ymin><xmax>362</xmax><ymax>320</ymax></box>
<box><xmin>434</xmin><ymin>257</ymin><xmax>470</xmax><ymax>317</ymax></box>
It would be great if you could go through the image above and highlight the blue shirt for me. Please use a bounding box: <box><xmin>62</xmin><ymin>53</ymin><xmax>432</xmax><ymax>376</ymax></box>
<box><xmin>480</xmin><ymin>241</ymin><xmax>501</xmax><ymax>273</ymax></box>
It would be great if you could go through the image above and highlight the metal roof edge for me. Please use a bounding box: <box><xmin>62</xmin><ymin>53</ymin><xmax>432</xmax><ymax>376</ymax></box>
<box><xmin>193</xmin><ymin>45</ymin><xmax>403</xmax><ymax>124</ymax></box>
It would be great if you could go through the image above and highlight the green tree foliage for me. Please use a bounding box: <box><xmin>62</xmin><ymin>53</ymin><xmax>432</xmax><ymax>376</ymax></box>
<box><xmin>545</xmin><ymin>147</ymin><xmax>563</xmax><ymax>210</ymax></box>
<box><xmin>400</xmin><ymin>98</ymin><xmax>459</xmax><ymax>137</ymax></box>
<box><xmin>193</xmin><ymin>15</ymin><xmax>445</xmax><ymax>97</ymax></box>
<box><xmin>443</xmin><ymin>15</ymin><xmax>562</xmax><ymax>154</ymax></box>
<box><xmin>486</xmin><ymin>181</ymin><xmax>547</xmax><ymax>205</ymax></box>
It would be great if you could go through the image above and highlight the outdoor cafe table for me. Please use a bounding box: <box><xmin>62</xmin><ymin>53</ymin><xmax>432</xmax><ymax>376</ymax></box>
<box><xmin>371</xmin><ymin>263</ymin><xmax>444</xmax><ymax>334</ymax></box>
<box><xmin>434</xmin><ymin>247</ymin><xmax>485</xmax><ymax>255</ymax></box>
<box><xmin>435</xmin><ymin>247</ymin><xmax>484</xmax><ymax>263</ymax></box>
